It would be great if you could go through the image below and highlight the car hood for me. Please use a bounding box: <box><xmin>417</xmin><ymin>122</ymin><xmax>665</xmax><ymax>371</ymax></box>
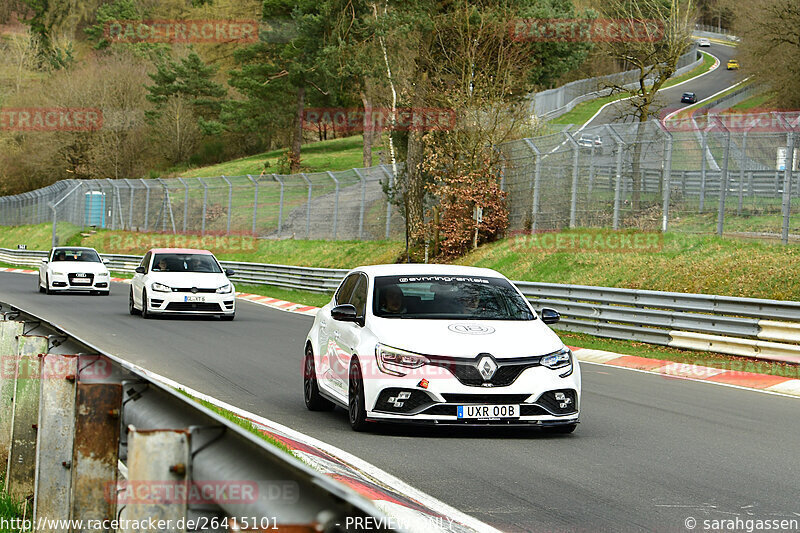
<box><xmin>366</xmin><ymin>317</ymin><xmax>564</xmax><ymax>359</ymax></box>
<box><xmin>49</xmin><ymin>262</ymin><xmax>108</xmax><ymax>274</ymax></box>
<box><xmin>148</xmin><ymin>272</ymin><xmax>230</xmax><ymax>289</ymax></box>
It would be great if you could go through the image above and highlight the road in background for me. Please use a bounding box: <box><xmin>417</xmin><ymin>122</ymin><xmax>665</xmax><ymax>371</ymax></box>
<box><xmin>1</xmin><ymin>274</ymin><xmax>798</xmax><ymax>532</ymax></box>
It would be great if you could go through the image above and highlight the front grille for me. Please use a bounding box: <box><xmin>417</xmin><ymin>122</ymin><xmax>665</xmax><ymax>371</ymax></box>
<box><xmin>165</xmin><ymin>302</ymin><xmax>222</xmax><ymax>312</ymax></box>
<box><xmin>520</xmin><ymin>405</ymin><xmax>549</xmax><ymax>416</ymax></box>
<box><xmin>428</xmin><ymin>355</ymin><xmax>540</xmax><ymax>387</ymax></box>
<box><xmin>441</xmin><ymin>393</ymin><xmax>531</xmax><ymax>404</ymax></box>
<box><xmin>68</xmin><ymin>273</ymin><xmax>94</xmax><ymax>286</ymax></box>
<box><xmin>150</xmin><ymin>299</ymin><xmax>164</xmax><ymax>307</ymax></box>
<box><xmin>374</xmin><ymin>388</ymin><xmax>435</xmax><ymax>414</ymax></box>
<box><xmin>223</xmin><ymin>300</ymin><xmax>234</xmax><ymax>309</ymax></box>
<box><xmin>422</xmin><ymin>405</ymin><xmax>458</xmax><ymax>416</ymax></box>
<box><xmin>170</xmin><ymin>287</ymin><xmax>218</xmax><ymax>293</ymax></box>
<box><xmin>536</xmin><ymin>389</ymin><xmax>578</xmax><ymax>415</ymax></box>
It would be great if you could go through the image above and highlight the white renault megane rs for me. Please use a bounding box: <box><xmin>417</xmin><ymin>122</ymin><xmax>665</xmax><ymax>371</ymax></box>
<box><xmin>303</xmin><ymin>264</ymin><xmax>581</xmax><ymax>432</ymax></box>
<box><xmin>38</xmin><ymin>247</ymin><xmax>111</xmax><ymax>295</ymax></box>
<box><xmin>129</xmin><ymin>248</ymin><xmax>236</xmax><ymax>320</ymax></box>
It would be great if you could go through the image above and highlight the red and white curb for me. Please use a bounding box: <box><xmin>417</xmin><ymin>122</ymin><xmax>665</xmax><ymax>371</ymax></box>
<box><xmin>236</xmin><ymin>292</ymin><xmax>319</xmax><ymax>316</ymax></box>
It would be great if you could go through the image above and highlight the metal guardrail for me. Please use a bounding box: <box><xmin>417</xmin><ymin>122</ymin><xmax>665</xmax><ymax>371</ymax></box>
<box><xmin>0</xmin><ymin>302</ymin><xmax>394</xmax><ymax>530</ymax></box>
<box><xmin>3</xmin><ymin>248</ymin><xmax>799</xmax><ymax>349</ymax></box>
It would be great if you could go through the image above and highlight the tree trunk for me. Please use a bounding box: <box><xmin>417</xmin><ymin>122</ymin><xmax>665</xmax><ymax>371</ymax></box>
<box><xmin>361</xmin><ymin>89</ymin><xmax>373</xmax><ymax>168</ymax></box>
<box><xmin>291</xmin><ymin>86</ymin><xmax>305</xmax><ymax>173</ymax></box>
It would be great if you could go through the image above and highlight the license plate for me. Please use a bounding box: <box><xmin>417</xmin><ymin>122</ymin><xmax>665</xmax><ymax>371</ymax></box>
<box><xmin>184</xmin><ymin>295</ymin><xmax>205</xmax><ymax>303</ymax></box>
<box><xmin>457</xmin><ymin>404</ymin><xmax>519</xmax><ymax>419</ymax></box>
<box><xmin>72</xmin><ymin>277</ymin><xmax>90</xmax><ymax>284</ymax></box>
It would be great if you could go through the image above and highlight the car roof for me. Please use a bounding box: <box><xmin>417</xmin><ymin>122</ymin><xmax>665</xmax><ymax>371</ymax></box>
<box><xmin>350</xmin><ymin>263</ymin><xmax>506</xmax><ymax>278</ymax></box>
<box><xmin>148</xmin><ymin>248</ymin><xmax>214</xmax><ymax>255</ymax></box>
<box><xmin>52</xmin><ymin>246</ymin><xmax>97</xmax><ymax>251</ymax></box>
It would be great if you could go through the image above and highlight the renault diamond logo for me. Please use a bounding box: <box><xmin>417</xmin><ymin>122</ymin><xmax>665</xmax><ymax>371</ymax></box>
<box><xmin>477</xmin><ymin>356</ymin><xmax>497</xmax><ymax>381</ymax></box>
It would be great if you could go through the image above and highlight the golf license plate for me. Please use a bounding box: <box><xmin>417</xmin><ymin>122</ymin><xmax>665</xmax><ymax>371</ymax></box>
<box><xmin>184</xmin><ymin>295</ymin><xmax>206</xmax><ymax>303</ymax></box>
<box><xmin>457</xmin><ymin>404</ymin><xmax>520</xmax><ymax>419</ymax></box>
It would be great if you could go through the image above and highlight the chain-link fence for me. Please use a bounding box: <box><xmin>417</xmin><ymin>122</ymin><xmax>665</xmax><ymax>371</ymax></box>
<box><xmin>1</xmin><ymin>112</ymin><xmax>798</xmax><ymax>246</ymax></box>
<box><xmin>501</xmin><ymin>112</ymin><xmax>800</xmax><ymax>243</ymax></box>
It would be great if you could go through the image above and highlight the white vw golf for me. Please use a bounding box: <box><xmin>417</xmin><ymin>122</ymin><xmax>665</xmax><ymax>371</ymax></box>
<box><xmin>129</xmin><ymin>248</ymin><xmax>236</xmax><ymax>320</ymax></box>
<box><xmin>38</xmin><ymin>247</ymin><xmax>111</xmax><ymax>295</ymax></box>
<box><xmin>303</xmin><ymin>264</ymin><xmax>581</xmax><ymax>432</ymax></box>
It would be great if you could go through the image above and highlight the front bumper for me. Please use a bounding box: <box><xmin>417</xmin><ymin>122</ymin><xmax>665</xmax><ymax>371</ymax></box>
<box><xmin>146</xmin><ymin>290</ymin><xmax>235</xmax><ymax>315</ymax></box>
<box><xmin>361</xmin><ymin>360</ymin><xmax>581</xmax><ymax>425</ymax></box>
<box><xmin>49</xmin><ymin>273</ymin><xmax>109</xmax><ymax>292</ymax></box>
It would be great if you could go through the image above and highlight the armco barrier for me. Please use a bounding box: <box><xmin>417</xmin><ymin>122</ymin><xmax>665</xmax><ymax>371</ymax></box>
<box><xmin>2</xmin><ymin>247</ymin><xmax>799</xmax><ymax>362</ymax></box>
<box><xmin>0</xmin><ymin>302</ymin><xmax>395</xmax><ymax>530</ymax></box>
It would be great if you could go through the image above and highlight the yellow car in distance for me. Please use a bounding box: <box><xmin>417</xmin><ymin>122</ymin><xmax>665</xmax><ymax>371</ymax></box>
<box><xmin>727</xmin><ymin>59</ymin><xmax>740</xmax><ymax>70</ymax></box>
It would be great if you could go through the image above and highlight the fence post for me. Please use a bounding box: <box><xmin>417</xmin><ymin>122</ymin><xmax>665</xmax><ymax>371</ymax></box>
<box><xmin>0</xmin><ymin>320</ymin><xmax>24</xmax><ymax>472</ymax></box>
<box><xmin>177</xmin><ymin>178</ymin><xmax>189</xmax><ymax>233</ymax></box>
<box><xmin>700</xmin><ymin>127</ymin><xmax>708</xmax><ymax>213</ymax></box>
<box><xmin>655</xmin><ymin>120</ymin><xmax>674</xmax><ymax>232</ymax></box>
<box><xmin>715</xmin><ymin>118</ymin><xmax>731</xmax><ymax>236</ymax></box>
<box><xmin>523</xmin><ymin>139</ymin><xmax>541</xmax><ymax>232</ymax></box>
<box><xmin>246</xmin><ymin>175</ymin><xmax>258</xmax><ymax>236</ymax></box>
<box><xmin>380</xmin><ymin>165</ymin><xmax>394</xmax><ymax>240</ymax></box>
<box><xmin>221</xmin><ymin>175</ymin><xmax>233</xmax><ymax>235</ymax></box>
<box><xmin>140</xmin><ymin>179</ymin><xmax>151</xmax><ymax>231</ymax></box>
<box><xmin>50</xmin><ymin>203</ymin><xmax>58</xmax><ymax>248</ymax></box>
<box><xmin>300</xmin><ymin>173</ymin><xmax>312</xmax><ymax>239</ymax></box>
<box><xmin>564</xmin><ymin>132</ymin><xmax>580</xmax><ymax>228</ymax></box>
<box><xmin>197</xmin><ymin>178</ymin><xmax>208</xmax><ymax>236</ymax></box>
<box><xmin>326</xmin><ymin>171</ymin><xmax>340</xmax><ymax>240</ymax></box>
<box><xmin>739</xmin><ymin>125</ymin><xmax>751</xmax><ymax>214</ymax></box>
<box><xmin>353</xmin><ymin>168</ymin><xmax>367</xmax><ymax>240</ymax></box>
<box><xmin>123</xmin><ymin>179</ymin><xmax>135</xmax><ymax>230</ymax></box>
<box><xmin>605</xmin><ymin>125</ymin><xmax>625</xmax><ymax>230</ymax></box>
<box><xmin>779</xmin><ymin>122</ymin><xmax>795</xmax><ymax>245</ymax></box>
<box><xmin>273</xmin><ymin>174</ymin><xmax>284</xmax><ymax>236</ymax></box>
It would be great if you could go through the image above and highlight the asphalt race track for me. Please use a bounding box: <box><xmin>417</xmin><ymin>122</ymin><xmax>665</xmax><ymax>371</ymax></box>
<box><xmin>584</xmin><ymin>43</ymin><xmax>742</xmax><ymax>128</ymax></box>
<box><xmin>1</xmin><ymin>274</ymin><xmax>798</xmax><ymax>532</ymax></box>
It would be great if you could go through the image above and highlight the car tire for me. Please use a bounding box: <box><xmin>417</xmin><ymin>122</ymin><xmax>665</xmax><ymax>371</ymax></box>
<box><xmin>45</xmin><ymin>274</ymin><xmax>53</xmax><ymax>295</ymax></box>
<box><xmin>129</xmin><ymin>289</ymin><xmax>140</xmax><ymax>315</ymax></box>
<box><xmin>348</xmin><ymin>359</ymin><xmax>370</xmax><ymax>432</ymax></box>
<box><xmin>544</xmin><ymin>423</ymin><xmax>577</xmax><ymax>435</ymax></box>
<box><xmin>101</xmin><ymin>291</ymin><xmax>110</xmax><ymax>296</ymax></box>
<box><xmin>38</xmin><ymin>276</ymin><xmax>45</xmax><ymax>293</ymax></box>
<box><xmin>304</xmin><ymin>345</ymin><xmax>334</xmax><ymax>412</ymax></box>
<box><xmin>141</xmin><ymin>289</ymin><xmax>151</xmax><ymax>319</ymax></box>
<box><xmin>220</xmin><ymin>313</ymin><xmax>235</xmax><ymax>321</ymax></box>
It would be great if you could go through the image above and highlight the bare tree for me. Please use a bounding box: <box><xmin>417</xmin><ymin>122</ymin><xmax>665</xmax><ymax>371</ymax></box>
<box><xmin>597</xmin><ymin>0</ymin><xmax>695</xmax><ymax>209</ymax></box>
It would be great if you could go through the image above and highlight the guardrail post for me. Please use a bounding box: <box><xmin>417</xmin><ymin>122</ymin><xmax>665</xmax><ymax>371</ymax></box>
<box><xmin>33</xmin><ymin>354</ymin><xmax>78</xmax><ymax>522</ymax></box>
<box><xmin>326</xmin><ymin>171</ymin><xmax>340</xmax><ymax>240</ymax></box>
<box><xmin>524</xmin><ymin>139</ymin><xmax>542</xmax><ymax>231</ymax></box>
<box><xmin>6</xmin><ymin>335</ymin><xmax>48</xmax><ymax>502</ymax></box>
<box><xmin>300</xmin><ymin>173</ymin><xmax>312</xmax><ymax>240</ymax></box>
<box><xmin>198</xmin><ymin>178</ymin><xmax>208</xmax><ymax>236</ymax></box>
<box><xmin>247</xmin><ymin>175</ymin><xmax>258</xmax><ymax>236</ymax></box>
<box><xmin>0</xmin><ymin>320</ymin><xmax>24</xmax><ymax>473</ymax></box>
<box><xmin>380</xmin><ymin>165</ymin><xmax>394</xmax><ymax>240</ymax></box>
<box><xmin>120</xmin><ymin>428</ymin><xmax>190</xmax><ymax>531</ymax></box>
<box><xmin>222</xmin><ymin>175</ymin><xmax>233</xmax><ymax>235</ymax></box>
<box><xmin>565</xmin><ymin>133</ymin><xmax>580</xmax><ymax>228</ymax></box>
<box><xmin>273</xmin><ymin>174</ymin><xmax>284</xmax><ymax>237</ymax></box>
<box><xmin>70</xmin><ymin>382</ymin><xmax>122</xmax><ymax>527</ymax></box>
<box><xmin>353</xmin><ymin>168</ymin><xmax>367</xmax><ymax>240</ymax></box>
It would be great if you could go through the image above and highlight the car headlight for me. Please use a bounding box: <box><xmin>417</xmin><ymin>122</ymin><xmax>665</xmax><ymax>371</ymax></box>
<box><xmin>52</xmin><ymin>271</ymin><xmax>64</xmax><ymax>276</ymax></box>
<box><xmin>151</xmin><ymin>282</ymin><xmax>171</xmax><ymax>293</ymax></box>
<box><xmin>97</xmin><ymin>272</ymin><xmax>109</xmax><ymax>277</ymax></box>
<box><xmin>216</xmin><ymin>284</ymin><xmax>232</xmax><ymax>294</ymax></box>
<box><xmin>375</xmin><ymin>344</ymin><xmax>429</xmax><ymax>376</ymax></box>
<box><xmin>541</xmin><ymin>348</ymin><xmax>573</xmax><ymax>377</ymax></box>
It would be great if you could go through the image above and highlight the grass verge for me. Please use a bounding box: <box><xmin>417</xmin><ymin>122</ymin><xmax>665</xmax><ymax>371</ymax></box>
<box><xmin>0</xmin><ymin>476</ymin><xmax>29</xmax><ymax>533</ymax></box>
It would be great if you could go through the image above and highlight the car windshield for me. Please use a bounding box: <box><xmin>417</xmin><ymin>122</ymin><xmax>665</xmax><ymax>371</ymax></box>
<box><xmin>52</xmin><ymin>249</ymin><xmax>100</xmax><ymax>262</ymax></box>
<box><xmin>683</xmin><ymin>92</ymin><xmax>694</xmax><ymax>97</ymax></box>
<box><xmin>372</xmin><ymin>275</ymin><xmax>534</xmax><ymax>320</ymax></box>
<box><xmin>152</xmin><ymin>253</ymin><xmax>222</xmax><ymax>273</ymax></box>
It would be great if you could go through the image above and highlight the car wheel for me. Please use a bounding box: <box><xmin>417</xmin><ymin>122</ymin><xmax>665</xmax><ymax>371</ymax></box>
<box><xmin>38</xmin><ymin>276</ymin><xmax>45</xmax><ymax>293</ymax></box>
<box><xmin>304</xmin><ymin>345</ymin><xmax>334</xmax><ymax>412</ymax></box>
<box><xmin>141</xmin><ymin>289</ymin><xmax>151</xmax><ymax>319</ymax></box>
<box><xmin>348</xmin><ymin>359</ymin><xmax>369</xmax><ymax>431</ymax></box>
<box><xmin>220</xmin><ymin>313</ymin><xmax>235</xmax><ymax>321</ymax></box>
<box><xmin>544</xmin><ymin>423</ymin><xmax>577</xmax><ymax>435</ymax></box>
<box><xmin>129</xmin><ymin>289</ymin><xmax>140</xmax><ymax>315</ymax></box>
<box><xmin>101</xmin><ymin>291</ymin><xmax>110</xmax><ymax>296</ymax></box>
<box><xmin>45</xmin><ymin>274</ymin><xmax>53</xmax><ymax>295</ymax></box>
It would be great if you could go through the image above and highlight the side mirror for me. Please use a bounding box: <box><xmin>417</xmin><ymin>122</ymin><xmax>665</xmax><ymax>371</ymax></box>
<box><xmin>41</xmin><ymin>259</ymin><xmax>48</xmax><ymax>264</ymax></box>
<box><xmin>331</xmin><ymin>304</ymin><xmax>358</xmax><ymax>323</ymax></box>
<box><xmin>102</xmin><ymin>258</ymin><xmax>110</xmax><ymax>264</ymax></box>
<box><xmin>540</xmin><ymin>307</ymin><xmax>561</xmax><ymax>325</ymax></box>
<box><xmin>225</xmin><ymin>269</ymin><xmax>235</xmax><ymax>277</ymax></box>
<box><xmin>134</xmin><ymin>266</ymin><xmax>146</xmax><ymax>274</ymax></box>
